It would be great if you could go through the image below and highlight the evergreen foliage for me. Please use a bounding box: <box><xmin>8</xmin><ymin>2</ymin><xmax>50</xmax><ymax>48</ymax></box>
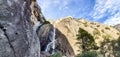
<box><xmin>49</xmin><ymin>53</ymin><xmax>62</xmax><ymax>57</ymax></box>
<box><xmin>76</xmin><ymin>51</ymin><xmax>98</xmax><ymax>57</ymax></box>
<box><xmin>76</xmin><ymin>28</ymin><xmax>98</xmax><ymax>52</ymax></box>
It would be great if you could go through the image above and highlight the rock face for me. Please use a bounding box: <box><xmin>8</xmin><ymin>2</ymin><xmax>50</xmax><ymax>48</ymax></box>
<box><xmin>0</xmin><ymin>0</ymin><xmax>42</xmax><ymax>57</ymax></box>
<box><xmin>37</xmin><ymin>24</ymin><xmax>53</xmax><ymax>51</ymax></box>
<box><xmin>114</xmin><ymin>24</ymin><xmax>120</xmax><ymax>32</ymax></box>
<box><xmin>55</xmin><ymin>29</ymin><xmax>75</xmax><ymax>56</ymax></box>
<box><xmin>36</xmin><ymin>22</ymin><xmax>75</xmax><ymax>56</ymax></box>
<box><xmin>0</xmin><ymin>0</ymin><xmax>75</xmax><ymax>57</ymax></box>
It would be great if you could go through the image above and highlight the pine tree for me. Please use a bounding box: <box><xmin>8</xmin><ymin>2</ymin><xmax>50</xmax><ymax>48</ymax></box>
<box><xmin>76</xmin><ymin>28</ymin><xmax>98</xmax><ymax>52</ymax></box>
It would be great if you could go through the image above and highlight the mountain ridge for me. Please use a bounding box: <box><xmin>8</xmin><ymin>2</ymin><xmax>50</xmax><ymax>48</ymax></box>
<box><xmin>49</xmin><ymin>16</ymin><xmax>120</xmax><ymax>55</ymax></box>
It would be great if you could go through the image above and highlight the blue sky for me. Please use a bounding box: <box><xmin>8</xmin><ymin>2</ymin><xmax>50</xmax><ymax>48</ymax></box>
<box><xmin>38</xmin><ymin>0</ymin><xmax>120</xmax><ymax>25</ymax></box>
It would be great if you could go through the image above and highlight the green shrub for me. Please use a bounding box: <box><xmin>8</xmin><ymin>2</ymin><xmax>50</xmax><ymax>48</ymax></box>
<box><xmin>102</xmin><ymin>34</ymin><xmax>111</xmax><ymax>40</ymax></box>
<box><xmin>94</xmin><ymin>35</ymin><xmax>99</xmax><ymax>39</ymax></box>
<box><xmin>116</xmin><ymin>32</ymin><xmax>120</xmax><ymax>35</ymax></box>
<box><xmin>90</xmin><ymin>22</ymin><xmax>96</xmax><ymax>25</ymax></box>
<box><xmin>93</xmin><ymin>29</ymin><xmax>101</xmax><ymax>36</ymax></box>
<box><xmin>84</xmin><ymin>24</ymin><xmax>88</xmax><ymax>27</ymax></box>
<box><xmin>90</xmin><ymin>26</ymin><xmax>93</xmax><ymax>28</ymax></box>
<box><xmin>43</xmin><ymin>21</ymin><xmax>50</xmax><ymax>24</ymax></box>
<box><xmin>105</xmin><ymin>34</ymin><xmax>111</xmax><ymax>39</ymax></box>
<box><xmin>49</xmin><ymin>53</ymin><xmax>62</xmax><ymax>57</ymax></box>
<box><xmin>67</xmin><ymin>28</ymin><xmax>71</xmax><ymax>33</ymax></box>
<box><xmin>101</xmin><ymin>29</ymin><xmax>104</xmax><ymax>33</ymax></box>
<box><xmin>105</xmin><ymin>27</ymin><xmax>110</xmax><ymax>30</ymax></box>
<box><xmin>115</xmin><ymin>51</ymin><xmax>120</xmax><ymax>57</ymax></box>
<box><xmin>117</xmin><ymin>36</ymin><xmax>120</xmax><ymax>46</ymax></box>
<box><xmin>83</xmin><ymin>22</ymin><xmax>88</xmax><ymax>27</ymax></box>
<box><xmin>76</xmin><ymin>51</ymin><xmax>98</xmax><ymax>57</ymax></box>
<box><xmin>76</xmin><ymin>28</ymin><xmax>98</xmax><ymax>51</ymax></box>
<box><xmin>96</xmin><ymin>25</ymin><xmax>100</xmax><ymax>27</ymax></box>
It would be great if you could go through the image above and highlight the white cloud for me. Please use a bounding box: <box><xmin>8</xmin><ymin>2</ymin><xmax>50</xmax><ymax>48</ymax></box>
<box><xmin>37</xmin><ymin>0</ymin><xmax>73</xmax><ymax>20</ymax></box>
<box><xmin>104</xmin><ymin>12</ymin><xmax>120</xmax><ymax>26</ymax></box>
<box><xmin>90</xmin><ymin>0</ymin><xmax>120</xmax><ymax>25</ymax></box>
<box><xmin>38</xmin><ymin>0</ymin><xmax>120</xmax><ymax>25</ymax></box>
<box><xmin>90</xmin><ymin>0</ymin><xmax>120</xmax><ymax>21</ymax></box>
<box><xmin>37</xmin><ymin>0</ymin><xmax>70</xmax><ymax>13</ymax></box>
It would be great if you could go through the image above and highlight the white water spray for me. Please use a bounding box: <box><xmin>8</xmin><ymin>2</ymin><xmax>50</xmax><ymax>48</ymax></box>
<box><xmin>45</xmin><ymin>24</ymin><xmax>56</xmax><ymax>54</ymax></box>
<box><xmin>52</xmin><ymin>26</ymin><xmax>56</xmax><ymax>54</ymax></box>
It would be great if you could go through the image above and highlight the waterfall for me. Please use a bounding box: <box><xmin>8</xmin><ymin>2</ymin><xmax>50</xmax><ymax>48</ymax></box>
<box><xmin>52</xmin><ymin>26</ymin><xmax>56</xmax><ymax>54</ymax></box>
<box><xmin>45</xmin><ymin>25</ymin><xmax>56</xmax><ymax>54</ymax></box>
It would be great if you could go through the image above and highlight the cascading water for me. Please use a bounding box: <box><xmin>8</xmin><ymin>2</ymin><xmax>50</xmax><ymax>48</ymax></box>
<box><xmin>45</xmin><ymin>25</ymin><xmax>56</xmax><ymax>54</ymax></box>
<box><xmin>52</xmin><ymin>26</ymin><xmax>56</xmax><ymax>54</ymax></box>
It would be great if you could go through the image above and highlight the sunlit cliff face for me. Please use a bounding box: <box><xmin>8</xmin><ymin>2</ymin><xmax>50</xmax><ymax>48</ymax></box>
<box><xmin>49</xmin><ymin>16</ymin><xmax>120</xmax><ymax>55</ymax></box>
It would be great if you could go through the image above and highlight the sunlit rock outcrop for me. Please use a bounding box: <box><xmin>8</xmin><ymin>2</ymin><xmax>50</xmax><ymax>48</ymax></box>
<box><xmin>50</xmin><ymin>16</ymin><xmax>120</xmax><ymax>57</ymax></box>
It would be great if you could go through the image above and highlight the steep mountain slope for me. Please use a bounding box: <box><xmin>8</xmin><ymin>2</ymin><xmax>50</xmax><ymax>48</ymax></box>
<box><xmin>50</xmin><ymin>16</ymin><xmax>120</xmax><ymax>56</ymax></box>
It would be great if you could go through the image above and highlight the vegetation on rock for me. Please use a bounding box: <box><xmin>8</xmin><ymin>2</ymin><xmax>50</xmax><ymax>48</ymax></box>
<box><xmin>105</xmin><ymin>27</ymin><xmax>110</xmax><ymax>30</ymax></box>
<box><xmin>76</xmin><ymin>51</ymin><xmax>98</xmax><ymax>57</ymax></box>
<box><xmin>76</xmin><ymin>28</ymin><xmax>98</xmax><ymax>52</ymax></box>
<box><xmin>49</xmin><ymin>53</ymin><xmax>62</xmax><ymax>57</ymax></box>
<box><xmin>83</xmin><ymin>22</ymin><xmax>88</xmax><ymax>27</ymax></box>
<box><xmin>101</xmin><ymin>29</ymin><xmax>104</xmax><ymax>33</ymax></box>
<box><xmin>43</xmin><ymin>21</ymin><xmax>50</xmax><ymax>24</ymax></box>
<box><xmin>93</xmin><ymin>28</ymin><xmax>101</xmax><ymax>36</ymax></box>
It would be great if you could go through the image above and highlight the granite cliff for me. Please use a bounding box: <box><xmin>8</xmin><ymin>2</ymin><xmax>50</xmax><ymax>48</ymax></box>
<box><xmin>0</xmin><ymin>0</ymin><xmax>74</xmax><ymax>57</ymax></box>
<box><xmin>0</xmin><ymin>0</ymin><xmax>41</xmax><ymax>57</ymax></box>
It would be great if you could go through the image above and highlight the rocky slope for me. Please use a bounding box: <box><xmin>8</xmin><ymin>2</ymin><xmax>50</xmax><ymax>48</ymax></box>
<box><xmin>50</xmin><ymin>16</ymin><xmax>120</xmax><ymax>56</ymax></box>
<box><xmin>0</xmin><ymin>0</ymin><xmax>55</xmax><ymax>57</ymax></box>
<box><xmin>114</xmin><ymin>24</ymin><xmax>120</xmax><ymax>32</ymax></box>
